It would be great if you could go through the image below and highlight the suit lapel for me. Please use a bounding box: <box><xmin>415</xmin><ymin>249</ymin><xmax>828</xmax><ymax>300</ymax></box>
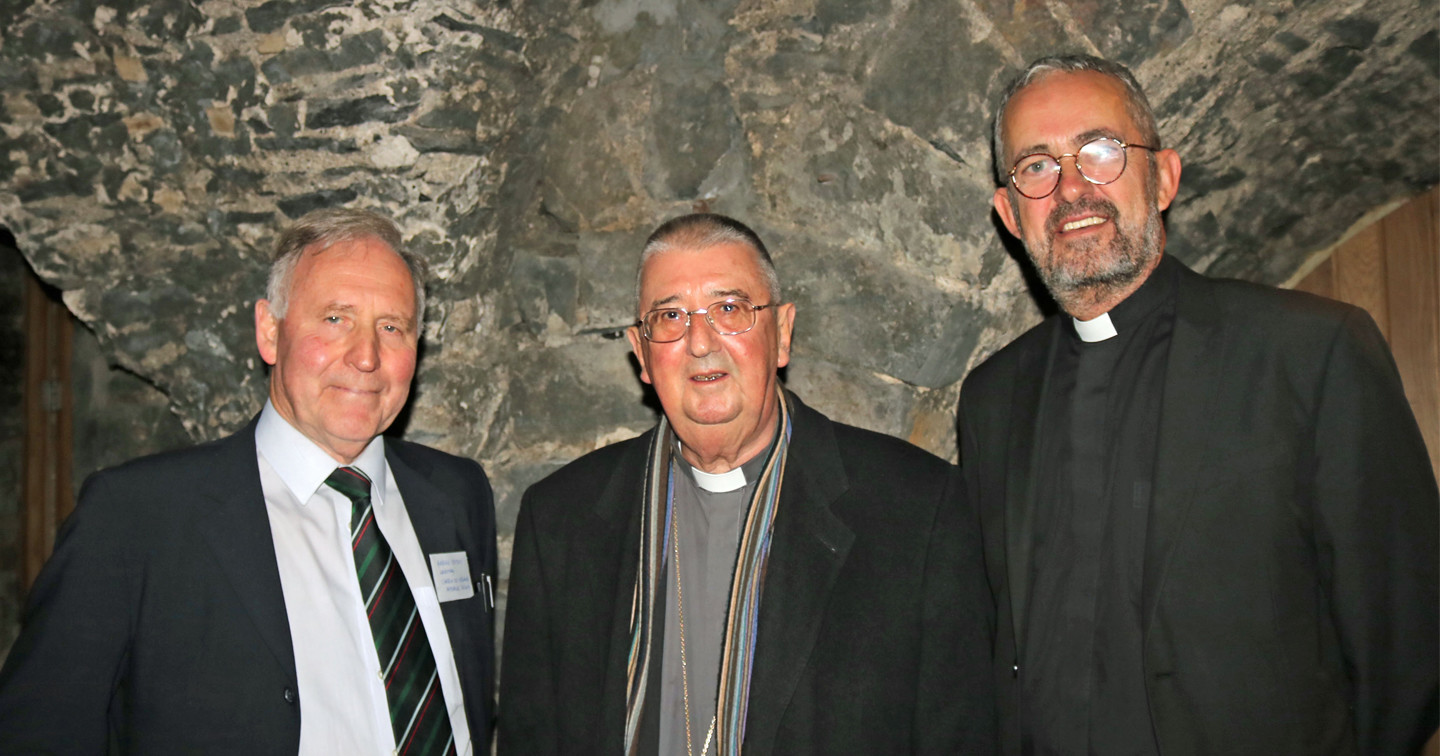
<box><xmin>1005</xmin><ymin>318</ymin><xmax>1062</xmax><ymax>651</ymax></box>
<box><xmin>589</xmin><ymin>436</ymin><xmax>652</xmax><ymax>747</ymax></box>
<box><xmin>387</xmin><ymin>445</ymin><xmax>466</xmax><ymax>557</ymax></box>
<box><xmin>387</xmin><ymin>442</ymin><xmax>503</xmax><ymax>743</ymax></box>
<box><xmin>1142</xmin><ymin>267</ymin><xmax>1226</xmax><ymax>629</ymax></box>
<box><xmin>743</xmin><ymin>397</ymin><xmax>854</xmax><ymax>751</ymax></box>
<box><xmin>191</xmin><ymin>422</ymin><xmax>297</xmax><ymax>678</ymax></box>
<box><xmin>386</xmin><ymin>443</ymin><xmax>478</xmax><ymax>678</ymax></box>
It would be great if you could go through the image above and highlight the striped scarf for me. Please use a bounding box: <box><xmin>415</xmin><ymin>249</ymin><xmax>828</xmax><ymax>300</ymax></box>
<box><xmin>624</xmin><ymin>388</ymin><xmax>794</xmax><ymax>756</ymax></box>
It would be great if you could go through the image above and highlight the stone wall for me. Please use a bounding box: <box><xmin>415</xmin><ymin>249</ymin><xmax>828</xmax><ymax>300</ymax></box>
<box><xmin>1</xmin><ymin>0</ymin><xmax>1436</xmax><ymax>610</ymax></box>
<box><xmin>70</xmin><ymin>311</ymin><xmax>193</xmax><ymax>489</ymax></box>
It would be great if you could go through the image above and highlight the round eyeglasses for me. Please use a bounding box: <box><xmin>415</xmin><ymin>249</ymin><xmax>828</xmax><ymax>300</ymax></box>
<box><xmin>1008</xmin><ymin>137</ymin><xmax>1158</xmax><ymax>200</ymax></box>
<box><xmin>636</xmin><ymin>299</ymin><xmax>778</xmax><ymax>343</ymax></box>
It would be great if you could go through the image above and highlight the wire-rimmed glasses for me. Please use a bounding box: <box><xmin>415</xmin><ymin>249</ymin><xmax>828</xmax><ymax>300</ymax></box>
<box><xmin>1008</xmin><ymin>137</ymin><xmax>1158</xmax><ymax>199</ymax></box>
<box><xmin>636</xmin><ymin>299</ymin><xmax>778</xmax><ymax>343</ymax></box>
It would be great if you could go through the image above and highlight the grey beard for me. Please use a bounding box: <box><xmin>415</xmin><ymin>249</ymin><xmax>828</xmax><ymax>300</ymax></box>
<box><xmin>1037</xmin><ymin>203</ymin><xmax>1163</xmax><ymax>314</ymax></box>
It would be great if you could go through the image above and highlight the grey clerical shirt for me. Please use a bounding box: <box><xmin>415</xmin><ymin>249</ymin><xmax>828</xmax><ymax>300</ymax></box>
<box><xmin>656</xmin><ymin>439</ymin><xmax>774</xmax><ymax>756</ymax></box>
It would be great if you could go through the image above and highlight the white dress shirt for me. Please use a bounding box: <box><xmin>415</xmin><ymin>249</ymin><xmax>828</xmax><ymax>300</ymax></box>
<box><xmin>256</xmin><ymin>402</ymin><xmax>472</xmax><ymax>756</ymax></box>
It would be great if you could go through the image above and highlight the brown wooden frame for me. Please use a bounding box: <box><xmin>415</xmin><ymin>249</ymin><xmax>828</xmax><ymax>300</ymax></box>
<box><xmin>20</xmin><ymin>272</ymin><xmax>73</xmax><ymax>592</ymax></box>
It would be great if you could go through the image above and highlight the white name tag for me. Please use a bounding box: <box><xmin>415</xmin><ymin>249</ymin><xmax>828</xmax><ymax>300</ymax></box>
<box><xmin>428</xmin><ymin>551</ymin><xmax>475</xmax><ymax>603</ymax></box>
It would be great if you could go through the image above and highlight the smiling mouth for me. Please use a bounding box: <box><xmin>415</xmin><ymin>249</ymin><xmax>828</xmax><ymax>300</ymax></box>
<box><xmin>1061</xmin><ymin>216</ymin><xmax>1107</xmax><ymax>232</ymax></box>
<box><xmin>691</xmin><ymin>372</ymin><xmax>726</xmax><ymax>382</ymax></box>
<box><xmin>332</xmin><ymin>385</ymin><xmax>383</xmax><ymax>395</ymax></box>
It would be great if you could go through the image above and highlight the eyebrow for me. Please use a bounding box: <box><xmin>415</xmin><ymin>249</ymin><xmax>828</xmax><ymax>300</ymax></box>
<box><xmin>1012</xmin><ymin>127</ymin><xmax>1125</xmax><ymax>159</ymax></box>
<box><xmin>645</xmin><ymin>287</ymin><xmax>752</xmax><ymax>311</ymax></box>
<box><xmin>323</xmin><ymin>302</ymin><xmax>416</xmax><ymax>329</ymax></box>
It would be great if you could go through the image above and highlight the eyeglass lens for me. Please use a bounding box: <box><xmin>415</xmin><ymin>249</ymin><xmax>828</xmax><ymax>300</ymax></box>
<box><xmin>644</xmin><ymin>300</ymin><xmax>756</xmax><ymax>342</ymax></box>
<box><xmin>1012</xmin><ymin>138</ymin><xmax>1128</xmax><ymax>199</ymax></box>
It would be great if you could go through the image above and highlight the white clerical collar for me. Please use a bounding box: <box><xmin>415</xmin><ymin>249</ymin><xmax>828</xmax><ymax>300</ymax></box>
<box><xmin>255</xmin><ymin>400</ymin><xmax>389</xmax><ymax>506</ymax></box>
<box><xmin>674</xmin><ymin>438</ymin><xmax>749</xmax><ymax>492</ymax></box>
<box><xmin>1072</xmin><ymin>311</ymin><xmax>1119</xmax><ymax>343</ymax></box>
<box><xmin>690</xmin><ymin>465</ymin><xmax>747</xmax><ymax>493</ymax></box>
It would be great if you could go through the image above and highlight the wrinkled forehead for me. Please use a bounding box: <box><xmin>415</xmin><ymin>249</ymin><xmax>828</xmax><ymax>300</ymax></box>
<box><xmin>294</xmin><ymin>238</ymin><xmax>417</xmax><ymax>302</ymax></box>
<box><xmin>637</xmin><ymin>243</ymin><xmax>769</xmax><ymax>307</ymax></box>
<box><xmin>1003</xmin><ymin>70</ymin><xmax>1139</xmax><ymax>158</ymax></box>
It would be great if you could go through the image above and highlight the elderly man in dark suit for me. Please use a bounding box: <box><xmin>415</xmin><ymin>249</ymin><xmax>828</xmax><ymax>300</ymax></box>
<box><xmin>959</xmin><ymin>53</ymin><xmax>1438</xmax><ymax>755</ymax></box>
<box><xmin>0</xmin><ymin>208</ymin><xmax>497</xmax><ymax>755</ymax></box>
<box><xmin>498</xmin><ymin>213</ymin><xmax>995</xmax><ymax>755</ymax></box>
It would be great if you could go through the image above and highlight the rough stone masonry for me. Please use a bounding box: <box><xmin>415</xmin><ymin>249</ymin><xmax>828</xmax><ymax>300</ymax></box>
<box><xmin>1</xmin><ymin>0</ymin><xmax>1435</xmax><ymax>593</ymax></box>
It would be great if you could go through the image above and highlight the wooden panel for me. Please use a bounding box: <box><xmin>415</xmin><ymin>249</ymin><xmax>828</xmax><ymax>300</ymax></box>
<box><xmin>21</xmin><ymin>274</ymin><xmax>73</xmax><ymax>591</ymax></box>
<box><xmin>1294</xmin><ymin>256</ymin><xmax>1334</xmax><ymax>299</ymax></box>
<box><xmin>1382</xmin><ymin>186</ymin><xmax>1440</xmax><ymax>477</ymax></box>
<box><xmin>1331</xmin><ymin>222</ymin><xmax>1391</xmax><ymax>340</ymax></box>
<box><xmin>1298</xmin><ymin>187</ymin><xmax>1440</xmax><ymax>478</ymax></box>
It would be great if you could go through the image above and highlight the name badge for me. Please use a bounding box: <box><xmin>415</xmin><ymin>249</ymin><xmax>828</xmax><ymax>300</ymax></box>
<box><xmin>428</xmin><ymin>551</ymin><xmax>475</xmax><ymax>603</ymax></box>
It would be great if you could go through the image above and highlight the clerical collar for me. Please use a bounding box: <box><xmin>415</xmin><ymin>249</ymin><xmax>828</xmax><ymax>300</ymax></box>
<box><xmin>1072</xmin><ymin>312</ymin><xmax>1118</xmax><ymax>342</ymax></box>
<box><xmin>677</xmin><ymin>427</ymin><xmax>779</xmax><ymax>493</ymax></box>
<box><xmin>692</xmin><ymin>465</ymin><xmax>746</xmax><ymax>493</ymax></box>
<box><xmin>1069</xmin><ymin>254</ymin><xmax>1180</xmax><ymax>343</ymax></box>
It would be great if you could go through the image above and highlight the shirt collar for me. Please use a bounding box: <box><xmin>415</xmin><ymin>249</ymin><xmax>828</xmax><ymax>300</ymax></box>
<box><xmin>1072</xmin><ymin>312</ymin><xmax>1118</xmax><ymax>342</ymax></box>
<box><xmin>692</xmin><ymin>465</ymin><xmax>747</xmax><ymax>493</ymax></box>
<box><xmin>255</xmin><ymin>400</ymin><xmax>389</xmax><ymax>506</ymax></box>
<box><xmin>1069</xmin><ymin>254</ymin><xmax>1180</xmax><ymax>343</ymax></box>
<box><xmin>677</xmin><ymin>422</ymin><xmax>779</xmax><ymax>494</ymax></box>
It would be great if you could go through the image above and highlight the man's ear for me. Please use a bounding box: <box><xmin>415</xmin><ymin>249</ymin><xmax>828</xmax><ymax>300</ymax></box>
<box><xmin>993</xmin><ymin>186</ymin><xmax>1022</xmax><ymax>238</ymax></box>
<box><xmin>774</xmin><ymin>302</ymin><xmax>796</xmax><ymax>369</ymax></box>
<box><xmin>1153</xmin><ymin>149</ymin><xmax>1182</xmax><ymax>211</ymax></box>
<box><xmin>625</xmin><ymin>325</ymin><xmax>652</xmax><ymax>385</ymax></box>
<box><xmin>255</xmin><ymin>300</ymin><xmax>280</xmax><ymax>366</ymax></box>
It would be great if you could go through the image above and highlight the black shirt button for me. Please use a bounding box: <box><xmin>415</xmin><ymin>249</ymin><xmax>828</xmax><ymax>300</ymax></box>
<box><xmin>283</xmin><ymin>687</ymin><xmax>298</xmax><ymax>705</ymax></box>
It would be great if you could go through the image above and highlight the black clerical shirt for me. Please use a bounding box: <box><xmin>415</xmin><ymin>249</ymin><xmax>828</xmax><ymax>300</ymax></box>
<box><xmin>1021</xmin><ymin>255</ymin><xmax>1180</xmax><ymax>756</ymax></box>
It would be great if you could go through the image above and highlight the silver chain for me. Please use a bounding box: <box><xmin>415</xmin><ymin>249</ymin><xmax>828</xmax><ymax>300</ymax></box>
<box><xmin>672</xmin><ymin>501</ymin><xmax>717</xmax><ymax>756</ymax></box>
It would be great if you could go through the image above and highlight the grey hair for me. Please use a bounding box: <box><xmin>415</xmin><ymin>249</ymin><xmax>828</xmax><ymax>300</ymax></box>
<box><xmin>635</xmin><ymin>213</ymin><xmax>781</xmax><ymax>314</ymax></box>
<box><xmin>266</xmin><ymin>207</ymin><xmax>427</xmax><ymax>323</ymax></box>
<box><xmin>992</xmin><ymin>54</ymin><xmax>1163</xmax><ymax>184</ymax></box>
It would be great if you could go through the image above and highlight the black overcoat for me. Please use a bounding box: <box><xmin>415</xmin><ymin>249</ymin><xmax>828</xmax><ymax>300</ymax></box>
<box><xmin>499</xmin><ymin>393</ymin><xmax>997</xmax><ymax>755</ymax></box>
<box><xmin>958</xmin><ymin>258</ymin><xmax>1439</xmax><ymax>756</ymax></box>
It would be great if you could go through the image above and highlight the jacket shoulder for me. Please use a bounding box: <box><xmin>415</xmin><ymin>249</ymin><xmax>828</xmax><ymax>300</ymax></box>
<box><xmin>522</xmin><ymin>431</ymin><xmax>652</xmax><ymax>511</ymax></box>
<box><xmin>1183</xmin><ymin>266</ymin><xmax>1378</xmax><ymax>351</ymax></box>
<box><xmin>963</xmin><ymin>316</ymin><xmax>1054</xmax><ymax>397</ymax></box>
<box><xmin>386</xmin><ymin>436</ymin><xmax>491</xmax><ymax>490</ymax></box>
<box><xmin>1196</xmin><ymin>267</ymin><xmax>1360</xmax><ymax>322</ymax></box>
<box><xmin>83</xmin><ymin>429</ymin><xmax>250</xmax><ymax>498</ymax></box>
<box><xmin>828</xmin><ymin>419</ymin><xmax>950</xmax><ymax>476</ymax></box>
<box><xmin>788</xmin><ymin>398</ymin><xmax>954</xmax><ymax>502</ymax></box>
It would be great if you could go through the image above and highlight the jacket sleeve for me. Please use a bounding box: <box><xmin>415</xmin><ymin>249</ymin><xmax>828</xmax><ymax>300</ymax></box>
<box><xmin>496</xmin><ymin>488</ymin><xmax>560</xmax><ymax>756</ymax></box>
<box><xmin>462</xmin><ymin>457</ymin><xmax>501</xmax><ymax>751</ymax></box>
<box><xmin>0</xmin><ymin>472</ymin><xmax>139</xmax><ymax>753</ymax></box>
<box><xmin>914</xmin><ymin>466</ymin><xmax>999</xmax><ymax>755</ymax></box>
<box><xmin>1310</xmin><ymin>307</ymin><xmax>1439</xmax><ymax>755</ymax></box>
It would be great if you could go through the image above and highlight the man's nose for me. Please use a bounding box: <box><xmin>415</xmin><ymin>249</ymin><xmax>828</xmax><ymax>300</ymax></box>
<box><xmin>348</xmin><ymin>330</ymin><xmax>380</xmax><ymax>371</ymax></box>
<box><xmin>1054</xmin><ymin>155</ymin><xmax>1095</xmax><ymax>203</ymax></box>
<box><xmin>685</xmin><ymin>313</ymin><xmax>718</xmax><ymax>357</ymax></box>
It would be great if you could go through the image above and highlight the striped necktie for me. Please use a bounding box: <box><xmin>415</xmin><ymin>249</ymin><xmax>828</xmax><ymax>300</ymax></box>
<box><xmin>325</xmin><ymin>466</ymin><xmax>456</xmax><ymax>756</ymax></box>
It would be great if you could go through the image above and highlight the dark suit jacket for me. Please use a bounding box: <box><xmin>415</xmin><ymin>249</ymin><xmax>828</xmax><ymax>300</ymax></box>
<box><xmin>0</xmin><ymin>418</ymin><xmax>498</xmax><ymax>755</ymax></box>
<box><xmin>497</xmin><ymin>392</ymin><xmax>996</xmax><ymax>755</ymax></box>
<box><xmin>958</xmin><ymin>258</ymin><xmax>1439</xmax><ymax>755</ymax></box>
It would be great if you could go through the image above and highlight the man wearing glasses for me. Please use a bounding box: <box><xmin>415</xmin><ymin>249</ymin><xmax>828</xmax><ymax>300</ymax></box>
<box><xmin>499</xmin><ymin>213</ymin><xmax>995</xmax><ymax>755</ymax></box>
<box><xmin>959</xmin><ymin>54</ymin><xmax>1438</xmax><ymax>754</ymax></box>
